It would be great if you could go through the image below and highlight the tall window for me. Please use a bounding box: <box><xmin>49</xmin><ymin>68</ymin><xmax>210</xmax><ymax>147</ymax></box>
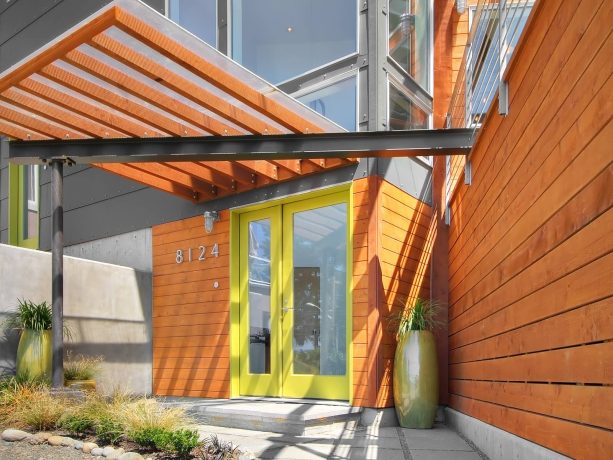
<box><xmin>168</xmin><ymin>0</ymin><xmax>217</xmax><ymax>47</ymax></box>
<box><xmin>388</xmin><ymin>0</ymin><xmax>431</xmax><ymax>91</ymax></box>
<box><xmin>231</xmin><ymin>0</ymin><xmax>357</xmax><ymax>85</ymax></box>
<box><xmin>168</xmin><ymin>0</ymin><xmax>359</xmax><ymax>131</ymax></box>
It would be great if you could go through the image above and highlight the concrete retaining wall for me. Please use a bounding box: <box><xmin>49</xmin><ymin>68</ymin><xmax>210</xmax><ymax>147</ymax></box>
<box><xmin>0</xmin><ymin>244</ymin><xmax>152</xmax><ymax>394</ymax></box>
<box><xmin>444</xmin><ymin>408</ymin><xmax>570</xmax><ymax>460</ymax></box>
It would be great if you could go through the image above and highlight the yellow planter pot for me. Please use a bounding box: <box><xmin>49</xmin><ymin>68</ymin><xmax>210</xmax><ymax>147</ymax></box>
<box><xmin>65</xmin><ymin>379</ymin><xmax>96</xmax><ymax>391</ymax></box>
<box><xmin>393</xmin><ymin>330</ymin><xmax>439</xmax><ymax>429</ymax></box>
<box><xmin>16</xmin><ymin>329</ymin><xmax>52</xmax><ymax>381</ymax></box>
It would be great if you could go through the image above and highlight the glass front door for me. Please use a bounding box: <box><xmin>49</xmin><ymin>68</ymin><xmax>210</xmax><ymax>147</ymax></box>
<box><xmin>238</xmin><ymin>192</ymin><xmax>349</xmax><ymax>400</ymax></box>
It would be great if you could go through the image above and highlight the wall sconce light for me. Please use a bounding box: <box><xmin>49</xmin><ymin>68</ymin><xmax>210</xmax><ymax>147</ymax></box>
<box><xmin>456</xmin><ymin>0</ymin><xmax>466</xmax><ymax>14</ymax></box>
<box><xmin>203</xmin><ymin>211</ymin><xmax>220</xmax><ymax>233</ymax></box>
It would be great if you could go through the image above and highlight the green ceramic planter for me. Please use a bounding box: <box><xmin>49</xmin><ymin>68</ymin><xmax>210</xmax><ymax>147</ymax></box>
<box><xmin>16</xmin><ymin>329</ymin><xmax>52</xmax><ymax>381</ymax></box>
<box><xmin>393</xmin><ymin>330</ymin><xmax>438</xmax><ymax>428</ymax></box>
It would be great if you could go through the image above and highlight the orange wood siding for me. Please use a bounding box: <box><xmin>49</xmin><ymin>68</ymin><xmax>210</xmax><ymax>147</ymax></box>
<box><xmin>152</xmin><ymin>213</ymin><xmax>231</xmax><ymax>398</ymax></box>
<box><xmin>446</xmin><ymin>0</ymin><xmax>613</xmax><ymax>458</ymax></box>
<box><xmin>353</xmin><ymin>177</ymin><xmax>434</xmax><ymax>407</ymax></box>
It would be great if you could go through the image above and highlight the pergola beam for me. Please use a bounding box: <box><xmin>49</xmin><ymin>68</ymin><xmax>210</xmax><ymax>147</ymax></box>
<box><xmin>8</xmin><ymin>129</ymin><xmax>473</xmax><ymax>165</ymax></box>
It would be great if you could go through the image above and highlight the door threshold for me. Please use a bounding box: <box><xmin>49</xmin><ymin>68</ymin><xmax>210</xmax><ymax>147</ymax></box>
<box><xmin>232</xmin><ymin>396</ymin><xmax>351</xmax><ymax>406</ymax></box>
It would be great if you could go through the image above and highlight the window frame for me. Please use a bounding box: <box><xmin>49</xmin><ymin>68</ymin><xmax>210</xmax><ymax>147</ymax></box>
<box><xmin>8</xmin><ymin>164</ymin><xmax>39</xmax><ymax>249</ymax></box>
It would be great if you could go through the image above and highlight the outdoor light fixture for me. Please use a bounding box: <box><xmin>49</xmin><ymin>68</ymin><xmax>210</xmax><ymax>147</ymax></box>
<box><xmin>400</xmin><ymin>12</ymin><xmax>415</xmax><ymax>36</ymax></box>
<box><xmin>203</xmin><ymin>210</ymin><xmax>220</xmax><ymax>233</ymax></box>
<box><xmin>456</xmin><ymin>0</ymin><xmax>466</xmax><ymax>14</ymax></box>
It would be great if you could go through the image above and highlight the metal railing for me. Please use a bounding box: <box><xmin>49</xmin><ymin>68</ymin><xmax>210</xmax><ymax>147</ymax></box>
<box><xmin>444</xmin><ymin>0</ymin><xmax>533</xmax><ymax>224</ymax></box>
<box><xmin>446</xmin><ymin>0</ymin><xmax>533</xmax><ymax>131</ymax></box>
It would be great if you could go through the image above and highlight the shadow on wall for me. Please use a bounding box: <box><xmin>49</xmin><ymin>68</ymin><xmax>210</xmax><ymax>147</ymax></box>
<box><xmin>0</xmin><ymin>244</ymin><xmax>152</xmax><ymax>395</ymax></box>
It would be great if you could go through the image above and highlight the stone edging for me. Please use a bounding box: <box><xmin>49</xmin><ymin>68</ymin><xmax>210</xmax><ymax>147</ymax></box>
<box><xmin>1</xmin><ymin>428</ymin><xmax>147</xmax><ymax>459</ymax></box>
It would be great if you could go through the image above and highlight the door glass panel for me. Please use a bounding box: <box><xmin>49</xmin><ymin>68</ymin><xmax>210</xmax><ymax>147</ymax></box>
<box><xmin>232</xmin><ymin>0</ymin><xmax>357</xmax><ymax>84</ymax></box>
<box><xmin>248</xmin><ymin>219</ymin><xmax>272</xmax><ymax>374</ymax></box>
<box><xmin>292</xmin><ymin>204</ymin><xmax>347</xmax><ymax>376</ymax></box>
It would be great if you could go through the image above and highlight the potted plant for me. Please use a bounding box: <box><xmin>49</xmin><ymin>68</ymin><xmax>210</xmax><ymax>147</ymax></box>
<box><xmin>392</xmin><ymin>297</ymin><xmax>442</xmax><ymax>429</ymax></box>
<box><xmin>64</xmin><ymin>351</ymin><xmax>103</xmax><ymax>390</ymax></box>
<box><xmin>4</xmin><ymin>299</ymin><xmax>53</xmax><ymax>381</ymax></box>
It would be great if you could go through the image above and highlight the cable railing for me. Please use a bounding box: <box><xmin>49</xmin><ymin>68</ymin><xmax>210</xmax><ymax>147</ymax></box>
<box><xmin>444</xmin><ymin>0</ymin><xmax>533</xmax><ymax>224</ymax></box>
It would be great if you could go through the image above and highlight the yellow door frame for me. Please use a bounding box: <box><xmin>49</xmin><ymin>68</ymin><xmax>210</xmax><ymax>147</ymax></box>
<box><xmin>230</xmin><ymin>184</ymin><xmax>353</xmax><ymax>402</ymax></box>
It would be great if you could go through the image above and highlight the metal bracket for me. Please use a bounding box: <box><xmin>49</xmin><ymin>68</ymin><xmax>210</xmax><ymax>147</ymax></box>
<box><xmin>498</xmin><ymin>81</ymin><xmax>509</xmax><ymax>116</ymax></box>
<box><xmin>464</xmin><ymin>159</ymin><xmax>472</xmax><ymax>186</ymax></box>
<box><xmin>445</xmin><ymin>205</ymin><xmax>451</xmax><ymax>226</ymax></box>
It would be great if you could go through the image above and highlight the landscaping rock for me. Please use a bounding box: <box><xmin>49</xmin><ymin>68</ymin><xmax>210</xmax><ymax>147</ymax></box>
<box><xmin>47</xmin><ymin>435</ymin><xmax>76</xmax><ymax>447</ymax></box>
<box><xmin>74</xmin><ymin>440</ymin><xmax>84</xmax><ymax>450</ymax></box>
<box><xmin>35</xmin><ymin>431</ymin><xmax>53</xmax><ymax>440</ymax></box>
<box><xmin>29</xmin><ymin>432</ymin><xmax>53</xmax><ymax>444</ymax></box>
<box><xmin>91</xmin><ymin>447</ymin><xmax>104</xmax><ymax>456</ymax></box>
<box><xmin>118</xmin><ymin>453</ymin><xmax>145</xmax><ymax>460</ymax></box>
<box><xmin>82</xmin><ymin>442</ymin><xmax>99</xmax><ymax>453</ymax></box>
<box><xmin>47</xmin><ymin>435</ymin><xmax>66</xmax><ymax>446</ymax></box>
<box><xmin>1</xmin><ymin>429</ymin><xmax>30</xmax><ymax>442</ymax></box>
<box><xmin>102</xmin><ymin>445</ymin><xmax>122</xmax><ymax>457</ymax></box>
<box><xmin>106</xmin><ymin>447</ymin><xmax>125</xmax><ymax>459</ymax></box>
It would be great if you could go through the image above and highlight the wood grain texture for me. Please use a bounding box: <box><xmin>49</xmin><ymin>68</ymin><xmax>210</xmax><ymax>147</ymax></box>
<box><xmin>447</xmin><ymin>1</ymin><xmax>613</xmax><ymax>456</ymax></box>
<box><xmin>152</xmin><ymin>212</ymin><xmax>231</xmax><ymax>398</ymax></box>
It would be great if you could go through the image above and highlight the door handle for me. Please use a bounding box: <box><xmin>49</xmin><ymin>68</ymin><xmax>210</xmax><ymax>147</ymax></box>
<box><xmin>282</xmin><ymin>307</ymin><xmax>294</xmax><ymax>313</ymax></box>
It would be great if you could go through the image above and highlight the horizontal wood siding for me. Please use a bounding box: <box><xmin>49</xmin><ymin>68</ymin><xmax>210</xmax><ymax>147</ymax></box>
<box><xmin>447</xmin><ymin>0</ymin><xmax>613</xmax><ymax>458</ymax></box>
<box><xmin>152</xmin><ymin>212</ymin><xmax>230</xmax><ymax>398</ymax></box>
<box><xmin>373</xmin><ymin>177</ymin><xmax>433</xmax><ymax>408</ymax></box>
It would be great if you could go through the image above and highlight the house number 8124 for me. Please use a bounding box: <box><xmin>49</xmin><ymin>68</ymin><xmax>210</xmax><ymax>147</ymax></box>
<box><xmin>176</xmin><ymin>244</ymin><xmax>219</xmax><ymax>264</ymax></box>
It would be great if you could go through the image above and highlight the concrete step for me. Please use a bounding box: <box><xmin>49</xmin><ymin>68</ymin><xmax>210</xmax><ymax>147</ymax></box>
<box><xmin>161</xmin><ymin>398</ymin><xmax>363</xmax><ymax>436</ymax></box>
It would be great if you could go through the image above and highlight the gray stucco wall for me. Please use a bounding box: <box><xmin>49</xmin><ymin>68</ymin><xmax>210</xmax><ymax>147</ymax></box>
<box><xmin>0</xmin><ymin>244</ymin><xmax>152</xmax><ymax>395</ymax></box>
<box><xmin>64</xmin><ymin>228</ymin><xmax>153</xmax><ymax>273</ymax></box>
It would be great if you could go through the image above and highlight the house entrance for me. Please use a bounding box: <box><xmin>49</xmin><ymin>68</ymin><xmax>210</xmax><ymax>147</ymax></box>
<box><xmin>238</xmin><ymin>192</ymin><xmax>350</xmax><ymax>400</ymax></box>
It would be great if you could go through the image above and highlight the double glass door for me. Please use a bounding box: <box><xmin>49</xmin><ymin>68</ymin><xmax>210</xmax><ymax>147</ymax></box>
<box><xmin>238</xmin><ymin>193</ymin><xmax>349</xmax><ymax>400</ymax></box>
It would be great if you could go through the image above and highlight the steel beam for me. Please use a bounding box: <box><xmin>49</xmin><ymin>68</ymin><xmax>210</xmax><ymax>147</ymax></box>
<box><xmin>51</xmin><ymin>160</ymin><xmax>64</xmax><ymax>388</ymax></box>
<box><xmin>7</xmin><ymin>129</ymin><xmax>473</xmax><ymax>165</ymax></box>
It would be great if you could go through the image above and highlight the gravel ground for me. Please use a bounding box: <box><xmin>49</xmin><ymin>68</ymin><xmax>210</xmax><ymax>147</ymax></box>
<box><xmin>0</xmin><ymin>439</ymin><xmax>92</xmax><ymax>459</ymax></box>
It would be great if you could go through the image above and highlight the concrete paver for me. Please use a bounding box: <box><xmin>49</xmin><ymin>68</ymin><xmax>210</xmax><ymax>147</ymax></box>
<box><xmin>403</xmin><ymin>425</ymin><xmax>474</xmax><ymax>451</ymax></box>
<box><xmin>196</xmin><ymin>422</ymin><xmax>486</xmax><ymax>459</ymax></box>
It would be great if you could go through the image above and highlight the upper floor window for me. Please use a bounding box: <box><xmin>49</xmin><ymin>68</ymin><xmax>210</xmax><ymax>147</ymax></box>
<box><xmin>388</xmin><ymin>0</ymin><xmax>431</xmax><ymax>92</ymax></box>
<box><xmin>231</xmin><ymin>0</ymin><xmax>357</xmax><ymax>85</ymax></box>
<box><xmin>168</xmin><ymin>0</ymin><xmax>217</xmax><ymax>47</ymax></box>
<box><xmin>297</xmin><ymin>75</ymin><xmax>357</xmax><ymax>132</ymax></box>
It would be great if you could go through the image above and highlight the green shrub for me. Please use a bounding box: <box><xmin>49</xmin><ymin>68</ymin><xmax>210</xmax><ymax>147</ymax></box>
<box><xmin>59</xmin><ymin>413</ymin><xmax>94</xmax><ymax>435</ymax></box>
<box><xmin>95</xmin><ymin>416</ymin><xmax>124</xmax><ymax>445</ymax></box>
<box><xmin>152</xmin><ymin>428</ymin><xmax>200</xmax><ymax>457</ymax></box>
<box><xmin>130</xmin><ymin>426</ymin><xmax>167</xmax><ymax>449</ymax></box>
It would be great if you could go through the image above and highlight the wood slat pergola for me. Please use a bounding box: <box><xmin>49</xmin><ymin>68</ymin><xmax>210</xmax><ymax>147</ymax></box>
<box><xmin>0</xmin><ymin>0</ymin><xmax>358</xmax><ymax>202</ymax></box>
<box><xmin>0</xmin><ymin>0</ymin><xmax>472</xmax><ymax>388</ymax></box>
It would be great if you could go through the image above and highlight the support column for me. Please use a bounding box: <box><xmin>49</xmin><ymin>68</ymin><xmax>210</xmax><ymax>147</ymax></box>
<box><xmin>51</xmin><ymin>160</ymin><xmax>64</xmax><ymax>388</ymax></box>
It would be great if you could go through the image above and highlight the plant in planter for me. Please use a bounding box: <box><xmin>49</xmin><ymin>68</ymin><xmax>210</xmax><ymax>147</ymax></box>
<box><xmin>64</xmin><ymin>351</ymin><xmax>104</xmax><ymax>390</ymax></box>
<box><xmin>391</xmin><ymin>297</ymin><xmax>443</xmax><ymax>429</ymax></box>
<box><xmin>4</xmin><ymin>299</ymin><xmax>53</xmax><ymax>382</ymax></box>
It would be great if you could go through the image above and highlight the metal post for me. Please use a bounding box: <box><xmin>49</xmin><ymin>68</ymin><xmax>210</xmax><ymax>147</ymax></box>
<box><xmin>51</xmin><ymin>160</ymin><xmax>64</xmax><ymax>388</ymax></box>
